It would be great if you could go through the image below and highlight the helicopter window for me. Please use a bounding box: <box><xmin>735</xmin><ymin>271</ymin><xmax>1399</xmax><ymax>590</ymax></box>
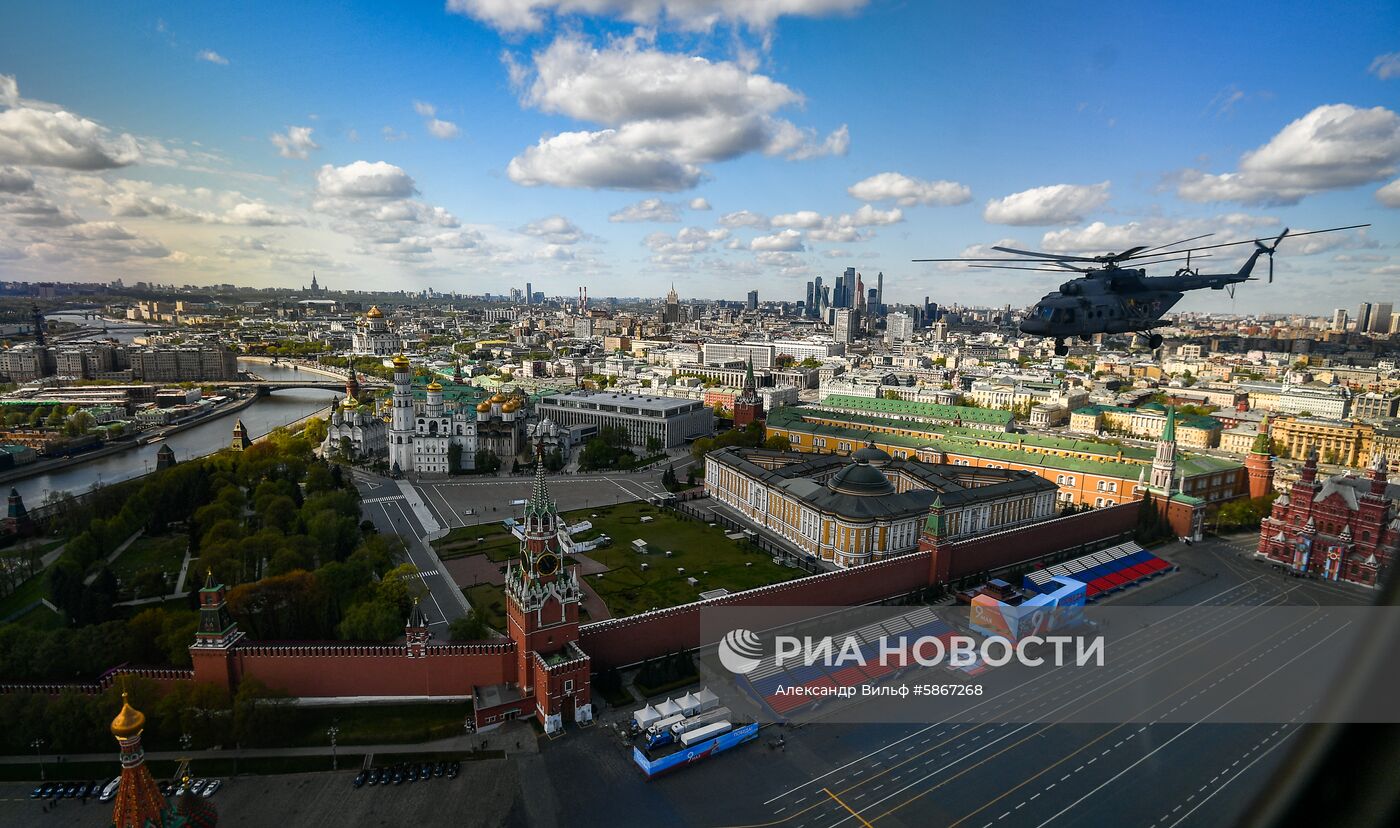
<box><xmin>1039</xmin><ymin>306</ymin><xmax>1055</xmax><ymax>321</ymax></box>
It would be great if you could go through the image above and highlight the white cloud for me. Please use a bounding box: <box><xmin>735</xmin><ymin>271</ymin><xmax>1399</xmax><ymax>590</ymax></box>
<box><xmin>643</xmin><ymin>226</ymin><xmax>729</xmax><ymax>257</ymax></box>
<box><xmin>1370</xmin><ymin>52</ymin><xmax>1400</xmax><ymax>80</ymax></box>
<box><xmin>983</xmin><ymin>181</ymin><xmax>1110</xmax><ymax>226</ymax></box>
<box><xmin>426</xmin><ymin>118</ymin><xmax>460</xmax><ymax>139</ymax></box>
<box><xmin>610</xmin><ymin>198</ymin><xmax>683</xmax><ymax>222</ymax></box>
<box><xmin>718</xmin><ymin>209</ymin><xmax>769</xmax><ymax>229</ymax></box>
<box><xmin>847</xmin><ymin>171</ymin><xmax>971</xmax><ymax>206</ymax></box>
<box><xmin>519</xmin><ymin>214</ymin><xmax>586</xmax><ymax>244</ymax></box>
<box><xmin>689</xmin><ymin>197</ymin><xmax>711</xmax><ymax>210</ymax></box>
<box><xmin>0</xmin><ymin>75</ymin><xmax>17</xmax><ymax>108</ymax></box>
<box><xmin>197</xmin><ymin>49</ymin><xmax>229</xmax><ymax>65</ymax></box>
<box><xmin>504</xmin><ymin>35</ymin><xmax>846</xmax><ymax>190</ymax></box>
<box><xmin>507</xmin><ymin>130</ymin><xmax>703</xmax><ymax>191</ymax></box>
<box><xmin>750</xmin><ymin>228</ymin><xmax>804</xmax><ymax>252</ymax></box>
<box><xmin>447</xmin><ymin>0</ymin><xmax>870</xmax><ymax>33</ymax></box>
<box><xmin>315</xmin><ymin>161</ymin><xmax>417</xmax><ymax>199</ymax></box>
<box><xmin>224</xmin><ymin>200</ymin><xmax>304</xmax><ymax>226</ymax></box>
<box><xmin>0</xmin><ymin>106</ymin><xmax>140</xmax><ymax>170</ymax></box>
<box><xmin>413</xmin><ymin>101</ymin><xmax>460</xmax><ymax>139</ymax></box>
<box><xmin>1039</xmin><ymin>214</ymin><xmax>1280</xmax><ymax>255</ymax></box>
<box><xmin>382</xmin><ymin>125</ymin><xmax>409</xmax><ymax>142</ymax></box>
<box><xmin>270</xmin><ymin>125</ymin><xmax>319</xmax><ymax>159</ymax></box>
<box><xmin>1175</xmin><ymin>104</ymin><xmax>1400</xmax><ymax>205</ymax></box>
<box><xmin>0</xmin><ymin>165</ymin><xmax>34</xmax><ymax>193</ymax></box>
<box><xmin>771</xmin><ymin>204</ymin><xmax>901</xmax><ymax>241</ymax></box>
<box><xmin>1376</xmin><ymin>179</ymin><xmax>1400</xmax><ymax>208</ymax></box>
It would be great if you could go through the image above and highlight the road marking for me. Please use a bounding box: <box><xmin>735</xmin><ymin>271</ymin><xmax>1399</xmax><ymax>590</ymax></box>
<box><xmin>1032</xmin><ymin>623</ymin><xmax>1350</xmax><ymax>828</ymax></box>
<box><xmin>822</xmin><ymin>788</ymin><xmax>873</xmax><ymax>828</ymax></box>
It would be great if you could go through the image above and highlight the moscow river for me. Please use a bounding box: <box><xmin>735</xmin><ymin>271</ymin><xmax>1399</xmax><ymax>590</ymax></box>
<box><xmin>13</xmin><ymin>314</ymin><xmax>341</xmax><ymax>505</ymax></box>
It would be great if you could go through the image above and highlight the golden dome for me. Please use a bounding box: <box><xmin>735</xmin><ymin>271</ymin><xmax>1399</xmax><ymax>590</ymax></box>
<box><xmin>490</xmin><ymin>393</ymin><xmax>507</xmax><ymax>404</ymax></box>
<box><xmin>426</xmin><ymin>381</ymin><xmax>443</xmax><ymax>392</ymax></box>
<box><xmin>502</xmin><ymin>399</ymin><xmax>522</xmax><ymax>412</ymax></box>
<box><xmin>111</xmin><ymin>691</ymin><xmax>145</xmax><ymax>739</ymax></box>
<box><xmin>366</xmin><ymin>305</ymin><xmax>384</xmax><ymax>319</ymax></box>
<box><xmin>392</xmin><ymin>354</ymin><xmax>410</xmax><ymax>369</ymax></box>
<box><xmin>341</xmin><ymin>396</ymin><xmax>359</xmax><ymax>409</ymax></box>
<box><xmin>476</xmin><ymin>401</ymin><xmax>492</xmax><ymax>412</ymax></box>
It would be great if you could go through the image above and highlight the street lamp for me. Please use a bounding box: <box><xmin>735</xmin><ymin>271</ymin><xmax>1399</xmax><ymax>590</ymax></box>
<box><xmin>31</xmin><ymin>738</ymin><xmax>45</xmax><ymax>781</ymax></box>
<box><xmin>327</xmin><ymin>725</ymin><xmax>340</xmax><ymax>771</ymax></box>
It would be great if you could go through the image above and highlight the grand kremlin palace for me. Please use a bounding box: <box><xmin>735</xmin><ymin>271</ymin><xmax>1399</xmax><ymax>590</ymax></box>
<box><xmin>763</xmin><ymin>396</ymin><xmax>1247</xmax><ymax>509</ymax></box>
<box><xmin>705</xmin><ymin>444</ymin><xmax>1059</xmax><ymax>567</ymax></box>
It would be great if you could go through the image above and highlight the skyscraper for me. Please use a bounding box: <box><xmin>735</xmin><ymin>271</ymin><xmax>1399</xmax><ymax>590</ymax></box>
<box><xmin>834</xmin><ymin>273</ymin><xmax>845</xmax><ymax>309</ymax></box>
<box><xmin>526</xmin><ymin>282</ymin><xmax>533</xmax><ymax>305</ymax></box>
<box><xmin>887</xmin><ymin>311</ymin><xmax>914</xmax><ymax>343</ymax></box>
<box><xmin>833</xmin><ymin>308</ymin><xmax>856</xmax><ymax>343</ymax></box>
<box><xmin>844</xmin><ymin>267</ymin><xmax>857</xmax><ymax>307</ymax></box>
<box><xmin>1370</xmin><ymin>302</ymin><xmax>1392</xmax><ymax>334</ymax></box>
<box><xmin>747</xmin><ymin>290</ymin><xmax>759</xmax><ymax>311</ymax></box>
<box><xmin>876</xmin><ymin>271</ymin><xmax>884</xmax><ymax>309</ymax></box>
<box><xmin>1333</xmin><ymin>308</ymin><xmax>1349</xmax><ymax>330</ymax></box>
<box><xmin>805</xmin><ymin>281</ymin><xmax>815</xmax><ymax>316</ymax></box>
<box><xmin>1356</xmin><ymin>302</ymin><xmax>1373</xmax><ymax>332</ymax></box>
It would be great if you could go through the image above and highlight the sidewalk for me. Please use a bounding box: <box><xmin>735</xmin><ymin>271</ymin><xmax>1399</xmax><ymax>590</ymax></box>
<box><xmin>0</xmin><ymin>721</ymin><xmax>539</xmax><ymax>767</ymax></box>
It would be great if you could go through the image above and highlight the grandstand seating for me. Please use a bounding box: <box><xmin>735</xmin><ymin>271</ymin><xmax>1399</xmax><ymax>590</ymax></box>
<box><xmin>1022</xmin><ymin>542</ymin><xmax>1174</xmax><ymax>600</ymax></box>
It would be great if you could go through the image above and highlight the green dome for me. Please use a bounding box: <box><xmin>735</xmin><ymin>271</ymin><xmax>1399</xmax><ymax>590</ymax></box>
<box><xmin>828</xmin><ymin>459</ymin><xmax>895</xmax><ymax>497</ymax></box>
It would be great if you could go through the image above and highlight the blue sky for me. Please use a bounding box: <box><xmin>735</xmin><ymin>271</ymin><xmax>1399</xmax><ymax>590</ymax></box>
<box><xmin>0</xmin><ymin>0</ymin><xmax>1397</xmax><ymax>312</ymax></box>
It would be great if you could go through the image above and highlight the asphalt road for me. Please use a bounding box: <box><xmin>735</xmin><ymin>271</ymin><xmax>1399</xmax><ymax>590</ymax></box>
<box><xmin>534</xmin><ymin>535</ymin><xmax>1378</xmax><ymax>828</ymax></box>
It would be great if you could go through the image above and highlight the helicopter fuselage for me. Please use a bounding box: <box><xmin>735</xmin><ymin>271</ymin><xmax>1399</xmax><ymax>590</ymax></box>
<box><xmin>1019</xmin><ymin>267</ymin><xmax>1250</xmax><ymax>339</ymax></box>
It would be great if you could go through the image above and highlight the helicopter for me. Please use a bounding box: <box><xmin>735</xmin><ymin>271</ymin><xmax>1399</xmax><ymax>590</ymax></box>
<box><xmin>914</xmin><ymin>224</ymin><xmax>1369</xmax><ymax>356</ymax></box>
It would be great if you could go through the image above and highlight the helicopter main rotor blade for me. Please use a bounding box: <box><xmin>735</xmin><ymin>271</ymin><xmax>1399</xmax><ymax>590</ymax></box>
<box><xmin>969</xmin><ymin>264</ymin><xmax>1086</xmax><ymax>273</ymax></box>
<box><xmin>989</xmin><ymin>245</ymin><xmax>1103</xmax><ymax>262</ymax></box>
<box><xmin>1139</xmin><ymin>224</ymin><xmax>1369</xmax><ymax>256</ymax></box>
<box><xmin>1129</xmin><ymin>233</ymin><xmax>1215</xmax><ymax>257</ymax></box>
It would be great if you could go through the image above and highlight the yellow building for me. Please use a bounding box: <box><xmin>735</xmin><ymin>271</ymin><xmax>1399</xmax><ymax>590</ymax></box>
<box><xmin>1269</xmin><ymin>416</ymin><xmax>1374</xmax><ymax>466</ymax></box>
<box><xmin>1071</xmin><ymin>404</ymin><xmax>1220</xmax><ymax>448</ymax></box>
<box><xmin>704</xmin><ymin>444</ymin><xmax>1058</xmax><ymax>568</ymax></box>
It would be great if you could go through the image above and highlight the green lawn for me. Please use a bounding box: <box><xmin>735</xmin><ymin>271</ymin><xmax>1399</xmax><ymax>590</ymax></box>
<box><xmin>0</xmin><ymin>570</ymin><xmax>50</xmax><ymax>621</ymax></box>
<box><xmin>464</xmin><ymin>583</ymin><xmax>509</xmax><ymax>631</ymax></box>
<box><xmin>563</xmin><ymin>502</ymin><xmax>801</xmax><ymax>618</ymax></box>
<box><xmin>110</xmin><ymin>535</ymin><xmax>186</xmax><ymax>590</ymax></box>
<box><xmin>435</xmin><ymin>523</ymin><xmax>519</xmax><ymax>562</ymax></box>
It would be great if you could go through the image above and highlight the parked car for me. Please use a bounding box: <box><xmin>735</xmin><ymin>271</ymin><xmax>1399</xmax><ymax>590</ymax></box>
<box><xmin>420</xmin><ymin>762</ymin><xmax>433</xmax><ymax>779</ymax></box>
<box><xmin>174</xmin><ymin>780</ymin><xmax>191</xmax><ymax>797</ymax></box>
<box><xmin>158</xmin><ymin>781</ymin><xmax>173</xmax><ymax>796</ymax></box>
<box><xmin>63</xmin><ymin>782</ymin><xmax>80</xmax><ymax>798</ymax></box>
<box><xmin>392</xmin><ymin>769</ymin><xmax>405</xmax><ymax>785</ymax></box>
<box><xmin>352</xmin><ymin>771</ymin><xmax>366</xmax><ymax>789</ymax></box>
<box><xmin>433</xmin><ymin>762</ymin><xmax>445</xmax><ymax>778</ymax></box>
<box><xmin>29</xmin><ymin>785</ymin><xmax>43</xmax><ymax>799</ymax></box>
<box><xmin>201</xmin><ymin>780</ymin><xmax>222</xmax><ymax>798</ymax></box>
<box><xmin>100</xmin><ymin>777</ymin><xmax>121</xmax><ymax>801</ymax></box>
<box><xmin>447</xmin><ymin>760</ymin><xmax>461</xmax><ymax>779</ymax></box>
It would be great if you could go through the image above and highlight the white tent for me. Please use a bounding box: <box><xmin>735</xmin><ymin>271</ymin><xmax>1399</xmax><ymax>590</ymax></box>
<box><xmin>654</xmin><ymin>697</ymin><xmax>682</xmax><ymax>718</ymax></box>
<box><xmin>632</xmin><ymin>703</ymin><xmax>661</xmax><ymax>731</ymax></box>
<box><xmin>676</xmin><ymin>690</ymin><xmax>701</xmax><ymax>715</ymax></box>
<box><xmin>693</xmin><ymin>687</ymin><xmax>720</xmax><ymax>713</ymax></box>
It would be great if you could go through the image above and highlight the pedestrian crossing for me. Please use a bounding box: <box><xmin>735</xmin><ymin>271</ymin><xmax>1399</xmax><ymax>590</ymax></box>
<box><xmin>363</xmin><ymin>495</ymin><xmax>406</xmax><ymax>504</ymax></box>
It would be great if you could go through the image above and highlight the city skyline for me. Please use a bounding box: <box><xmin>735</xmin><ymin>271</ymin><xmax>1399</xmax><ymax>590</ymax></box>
<box><xmin>1</xmin><ymin>1</ymin><xmax>1398</xmax><ymax>312</ymax></box>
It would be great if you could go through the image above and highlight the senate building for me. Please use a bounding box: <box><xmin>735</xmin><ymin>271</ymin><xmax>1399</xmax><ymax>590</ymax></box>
<box><xmin>705</xmin><ymin>441</ymin><xmax>1059</xmax><ymax>568</ymax></box>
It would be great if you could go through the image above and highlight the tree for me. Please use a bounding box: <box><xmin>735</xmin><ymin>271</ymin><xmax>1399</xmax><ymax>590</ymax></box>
<box><xmin>303</xmin><ymin>416</ymin><xmax>328</xmax><ymax>445</ymax></box>
<box><xmin>646</xmin><ymin>435</ymin><xmax>663</xmax><ymax>454</ymax></box>
<box><xmin>448</xmin><ymin>610</ymin><xmax>491</xmax><ymax>640</ymax></box>
<box><xmin>764</xmin><ymin>434</ymin><xmax>792</xmax><ymax>452</ymax></box>
<box><xmin>338</xmin><ymin>598</ymin><xmax>403</xmax><ymax>641</ymax></box>
<box><xmin>448</xmin><ymin>442</ymin><xmax>462</xmax><ymax>474</ymax></box>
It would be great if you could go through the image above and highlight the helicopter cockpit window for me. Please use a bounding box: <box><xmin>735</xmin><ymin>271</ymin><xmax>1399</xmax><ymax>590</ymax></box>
<box><xmin>1039</xmin><ymin>306</ymin><xmax>1055</xmax><ymax>321</ymax></box>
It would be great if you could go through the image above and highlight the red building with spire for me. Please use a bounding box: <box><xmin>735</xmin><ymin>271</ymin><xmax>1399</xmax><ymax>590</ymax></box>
<box><xmin>1256</xmin><ymin>451</ymin><xmax>1398</xmax><ymax>587</ymax></box>
<box><xmin>732</xmin><ymin>359</ymin><xmax>765</xmax><ymax>428</ymax></box>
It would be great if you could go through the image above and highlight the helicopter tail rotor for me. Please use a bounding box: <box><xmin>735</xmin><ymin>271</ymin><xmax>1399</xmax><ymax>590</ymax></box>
<box><xmin>1255</xmin><ymin>227</ymin><xmax>1289</xmax><ymax>283</ymax></box>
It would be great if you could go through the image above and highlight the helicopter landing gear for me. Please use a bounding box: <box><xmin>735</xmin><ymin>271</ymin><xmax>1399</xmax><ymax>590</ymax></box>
<box><xmin>1148</xmin><ymin>333</ymin><xmax>1163</xmax><ymax>349</ymax></box>
<box><xmin>1053</xmin><ymin>339</ymin><xmax>1069</xmax><ymax>357</ymax></box>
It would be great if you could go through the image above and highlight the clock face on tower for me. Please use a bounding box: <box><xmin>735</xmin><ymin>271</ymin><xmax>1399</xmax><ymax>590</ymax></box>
<box><xmin>536</xmin><ymin>553</ymin><xmax>560</xmax><ymax>576</ymax></box>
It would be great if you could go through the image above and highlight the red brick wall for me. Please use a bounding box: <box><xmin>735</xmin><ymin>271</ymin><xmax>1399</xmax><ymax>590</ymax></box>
<box><xmin>229</xmin><ymin>642</ymin><xmax>514</xmax><ymax>698</ymax></box>
<box><xmin>578</xmin><ymin>553</ymin><xmax>930</xmax><ymax>669</ymax></box>
<box><xmin>925</xmin><ymin>503</ymin><xmax>1139</xmax><ymax>583</ymax></box>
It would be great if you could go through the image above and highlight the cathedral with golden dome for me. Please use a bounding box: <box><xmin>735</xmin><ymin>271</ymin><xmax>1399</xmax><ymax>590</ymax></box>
<box><xmin>109</xmin><ymin>692</ymin><xmax>218</xmax><ymax>828</ymax></box>
<box><xmin>351</xmin><ymin>304</ymin><xmax>402</xmax><ymax>356</ymax></box>
<box><xmin>387</xmin><ymin>356</ymin><xmax>528</xmax><ymax>475</ymax></box>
